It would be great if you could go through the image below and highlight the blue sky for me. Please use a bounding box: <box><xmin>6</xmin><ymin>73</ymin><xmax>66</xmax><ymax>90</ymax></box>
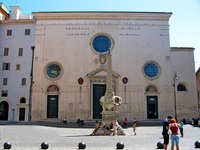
<box><xmin>1</xmin><ymin>0</ymin><xmax>200</xmax><ymax>71</ymax></box>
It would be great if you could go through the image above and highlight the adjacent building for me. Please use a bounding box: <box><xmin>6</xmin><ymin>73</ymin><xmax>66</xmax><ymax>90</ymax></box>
<box><xmin>196</xmin><ymin>67</ymin><xmax>200</xmax><ymax>114</ymax></box>
<box><xmin>0</xmin><ymin>2</ymin><xmax>9</xmax><ymax>21</ymax></box>
<box><xmin>0</xmin><ymin>6</ymin><xmax>34</xmax><ymax>121</ymax></box>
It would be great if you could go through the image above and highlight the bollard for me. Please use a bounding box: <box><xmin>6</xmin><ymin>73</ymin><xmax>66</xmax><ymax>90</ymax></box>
<box><xmin>41</xmin><ymin>141</ymin><xmax>49</xmax><ymax>149</ymax></box>
<box><xmin>116</xmin><ymin>142</ymin><xmax>124</xmax><ymax>149</ymax></box>
<box><xmin>195</xmin><ymin>141</ymin><xmax>200</xmax><ymax>148</ymax></box>
<box><xmin>3</xmin><ymin>142</ymin><xmax>12</xmax><ymax>149</ymax></box>
<box><xmin>78</xmin><ymin>142</ymin><xmax>86</xmax><ymax>149</ymax></box>
<box><xmin>157</xmin><ymin>141</ymin><xmax>164</xmax><ymax>149</ymax></box>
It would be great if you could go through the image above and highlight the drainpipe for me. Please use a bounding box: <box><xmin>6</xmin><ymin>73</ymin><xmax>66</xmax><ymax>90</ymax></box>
<box><xmin>28</xmin><ymin>46</ymin><xmax>35</xmax><ymax>122</ymax></box>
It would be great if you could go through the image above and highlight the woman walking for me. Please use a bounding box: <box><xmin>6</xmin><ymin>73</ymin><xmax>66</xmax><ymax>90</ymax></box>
<box><xmin>133</xmin><ymin>118</ymin><xmax>137</xmax><ymax>135</ymax></box>
<box><xmin>169</xmin><ymin>118</ymin><xmax>180</xmax><ymax>150</ymax></box>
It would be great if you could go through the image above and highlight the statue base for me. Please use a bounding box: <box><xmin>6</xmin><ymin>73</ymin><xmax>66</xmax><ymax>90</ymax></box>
<box><xmin>96</xmin><ymin>111</ymin><xmax>125</xmax><ymax>136</ymax></box>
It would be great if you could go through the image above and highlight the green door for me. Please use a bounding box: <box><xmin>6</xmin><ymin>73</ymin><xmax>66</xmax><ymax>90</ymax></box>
<box><xmin>47</xmin><ymin>95</ymin><xmax>58</xmax><ymax>118</ymax></box>
<box><xmin>93</xmin><ymin>84</ymin><xmax>106</xmax><ymax>119</ymax></box>
<box><xmin>0</xmin><ymin>101</ymin><xmax>9</xmax><ymax>120</ymax></box>
<box><xmin>19</xmin><ymin>108</ymin><xmax>25</xmax><ymax>121</ymax></box>
<box><xmin>147</xmin><ymin>96</ymin><xmax>158</xmax><ymax>119</ymax></box>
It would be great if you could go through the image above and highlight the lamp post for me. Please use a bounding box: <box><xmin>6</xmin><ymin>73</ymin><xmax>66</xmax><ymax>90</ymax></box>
<box><xmin>28</xmin><ymin>46</ymin><xmax>35</xmax><ymax>122</ymax></box>
<box><xmin>173</xmin><ymin>71</ymin><xmax>177</xmax><ymax>119</ymax></box>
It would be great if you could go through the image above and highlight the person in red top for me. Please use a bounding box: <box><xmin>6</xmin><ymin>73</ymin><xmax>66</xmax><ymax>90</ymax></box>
<box><xmin>169</xmin><ymin>118</ymin><xmax>180</xmax><ymax>150</ymax></box>
<box><xmin>121</xmin><ymin>117</ymin><xmax>127</xmax><ymax>127</ymax></box>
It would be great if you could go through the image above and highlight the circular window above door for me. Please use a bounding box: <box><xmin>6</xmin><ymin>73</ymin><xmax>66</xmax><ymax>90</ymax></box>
<box><xmin>144</xmin><ymin>62</ymin><xmax>160</xmax><ymax>78</ymax></box>
<box><xmin>92</xmin><ymin>34</ymin><xmax>112</xmax><ymax>53</ymax></box>
<box><xmin>45</xmin><ymin>63</ymin><xmax>62</xmax><ymax>79</ymax></box>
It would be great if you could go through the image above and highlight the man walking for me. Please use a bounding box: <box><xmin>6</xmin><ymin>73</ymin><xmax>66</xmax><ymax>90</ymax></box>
<box><xmin>162</xmin><ymin>115</ymin><xmax>173</xmax><ymax>150</ymax></box>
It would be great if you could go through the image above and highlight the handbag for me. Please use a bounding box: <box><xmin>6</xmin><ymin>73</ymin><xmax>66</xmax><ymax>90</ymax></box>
<box><xmin>167</xmin><ymin>129</ymin><xmax>172</xmax><ymax>135</ymax></box>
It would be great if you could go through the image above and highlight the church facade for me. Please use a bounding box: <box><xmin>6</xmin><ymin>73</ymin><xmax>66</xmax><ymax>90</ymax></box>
<box><xmin>31</xmin><ymin>12</ymin><xmax>198</xmax><ymax>121</ymax></box>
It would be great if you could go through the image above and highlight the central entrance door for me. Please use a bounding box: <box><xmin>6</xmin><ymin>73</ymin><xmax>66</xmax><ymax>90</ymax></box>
<box><xmin>93</xmin><ymin>84</ymin><xmax>106</xmax><ymax>119</ymax></box>
<box><xmin>147</xmin><ymin>96</ymin><xmax>158</xmax><ymax>119</ymax></box>
<box><xmin>47</xmin><ymin>95</ymin><xmax>58</xmax><ymax>118</ymax></box>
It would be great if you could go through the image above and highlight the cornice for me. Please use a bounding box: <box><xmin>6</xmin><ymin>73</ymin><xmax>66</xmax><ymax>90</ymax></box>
<box><xmin>171</xmin><ymin>47</ymin><xmax>195</xmax><ymax>52</ymax></box>
<box><xmin>0</xmin><ymin>19</ymin><xmax>35</xmax><ymax>25</ymax></box>
<box><xmin>32</xmin><ymin>11</ymin><xmax>172</xmax><ymax>21</ymax></box>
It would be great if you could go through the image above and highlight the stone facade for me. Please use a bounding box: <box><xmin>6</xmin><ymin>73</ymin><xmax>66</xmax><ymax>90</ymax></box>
<box><xmin>31</xmin><ymin>12</ymin><xmax>198</xmax><ymax>121</ymax></box>
<box><xmin>0</xmin><ymin>5</ymin><xmax>198</xmax><ymax>122</ymax></box>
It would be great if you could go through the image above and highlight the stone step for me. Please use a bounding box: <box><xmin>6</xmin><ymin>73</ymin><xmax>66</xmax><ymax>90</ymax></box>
<box><xmin>0</xmin><ymin>119</ymin><xmax>163</xmax><ymax>128</ymax></box>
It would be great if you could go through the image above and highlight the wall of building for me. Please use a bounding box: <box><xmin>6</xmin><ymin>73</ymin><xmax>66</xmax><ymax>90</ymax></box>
<box><xmin>0</xmin><ymin>20</ymin><xmax>34</xmax><ymax>121</ymax></box>
<box><xmin>196</xmin><ymin>67</ymin><xmax>200</xmax><ymax>114</ymax></box>
<box><xmin>171</xmin><ymin>48</ymin><xmax>198</xmax><ymax>119</ymax></box>
<box><xmin>31</xmin><ymin>12</ymin><xmax>198</xmax><ymax>122</ymax></box>
<box><xmin>1</xmin><ymin>9</ymin><xmax>198</xmax><ymax>122</ymax></box>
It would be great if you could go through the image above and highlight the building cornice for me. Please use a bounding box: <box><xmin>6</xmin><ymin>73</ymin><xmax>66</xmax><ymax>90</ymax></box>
<box><xmin>0</xmin><ymin>19</ymin><xmax>35</xmax><ymax>25</ymax></box>
<box><xmin>32</xmin><ymin>11</ymin><xmax>172</xmax><ymax>21</ymax></box>
<box><xmin>171</xmin><ymin>47</ymin><xmax>195</xmax><ymax>52</ymax></box>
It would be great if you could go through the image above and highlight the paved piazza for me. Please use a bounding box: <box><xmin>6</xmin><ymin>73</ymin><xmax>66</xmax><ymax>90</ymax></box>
<box><xmin>0</xmin><ymin>124</ymin><xmax>199</xmax><ymax>150</ymax></box>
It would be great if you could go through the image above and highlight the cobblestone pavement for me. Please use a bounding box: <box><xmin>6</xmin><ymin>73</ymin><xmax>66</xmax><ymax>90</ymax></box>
<box><xmin>0</xmin><ymin>124</ymin><xmax>199</xmax><ymax>150</ymax></box>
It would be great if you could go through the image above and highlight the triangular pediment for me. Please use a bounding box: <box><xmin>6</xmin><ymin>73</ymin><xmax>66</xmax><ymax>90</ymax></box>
<box><xmin>87</xmin><ymin>67</ymin><xmax>119</xmax><ymax>78</ymax></box>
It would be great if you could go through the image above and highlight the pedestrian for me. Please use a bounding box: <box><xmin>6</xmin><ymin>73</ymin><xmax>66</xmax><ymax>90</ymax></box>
<box><xmin>109</xmin><ymin>122</ymin><xmax>114</xmax><ymax>136</ymax></box>
<box><xmin>133</xmin><ymin>118</ymin><xmax>137</xmax><ymax>135</ymax></box>
<box><xmin>63</xmin><ymin>117</ymin><xmax>68</xmax><ymax>124</ymax></box>
<box><xmin>178</xmin><ymin>120</ymin><xmax>184</xmax><ymax>137</ymax></box>
<box><xmin>121</xmin><ymin>117</ymin><xmax>127</xmax><ymax>127</ymax></box>
<box><xmin>90</xmin><ymin>120</ymin><xmax>100</xmax><ymax>136</ymax></box>
<box><xmin>169</xmin><ymin>118</ymin><xmax>180</xmax><ymax>150</ymax></box>
<box><xmin>102</xmin><ymin>124</ymin><xmax>109</xmax><ymax>135</ymax></box>
<box><xmin>162</xmin><ymin>115</ymin><xmax>173</xmax><ymax>150</ymax></box>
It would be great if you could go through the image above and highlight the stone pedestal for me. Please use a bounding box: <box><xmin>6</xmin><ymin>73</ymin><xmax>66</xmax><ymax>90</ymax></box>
<box><xmin>96</xmin><ymin>111</ymin><xmax>125</xmax><ymax>136</ymax></box>
<box><xmin>101</xmin><ymin>111</ymin><xmax>118</xmax><ymax>125</ymax></box>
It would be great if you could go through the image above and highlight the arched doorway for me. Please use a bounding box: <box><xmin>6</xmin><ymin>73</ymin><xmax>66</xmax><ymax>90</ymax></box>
<box><xmin>19</xmin><ymin>97</ymin><xmax>26</xmax><ymax>121</ymax></box>
<box><xmin>146</xmin><ymin>85</ymin><xmax>159</xmax><ymax>119</ymax></box>
<box><xmin>0</xmin><ymin>101</ymin><xmax>9</xmax><ymax>120</ymax></box>
<box><xmin>46</xmin><ymin>85</ymin><xmax>59</xmax><ymax>118</ymax></box>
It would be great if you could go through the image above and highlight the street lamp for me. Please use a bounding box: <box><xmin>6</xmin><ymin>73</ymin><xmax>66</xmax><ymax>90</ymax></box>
<box><xmin>173</xmin><ymin>71</ymin><xmax>178</xmax><ymax>119</ymax></box>
<box><xmin>28</xmin><ymin>46</ymin><xmax>35</xmax><ymax>122</ymax></box>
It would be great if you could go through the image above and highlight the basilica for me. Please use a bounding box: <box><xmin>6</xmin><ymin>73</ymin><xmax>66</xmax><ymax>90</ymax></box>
<box><xmin>0</xmin><ymin>4</ymin><xmax>198</xmax><ymax>122</ymax></box>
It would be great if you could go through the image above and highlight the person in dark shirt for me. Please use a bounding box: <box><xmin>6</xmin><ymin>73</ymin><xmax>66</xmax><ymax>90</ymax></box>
<box><xmin>162</xmin><ymin>115</ymin><xmax>173</xmax><ymax>150</ymax></box>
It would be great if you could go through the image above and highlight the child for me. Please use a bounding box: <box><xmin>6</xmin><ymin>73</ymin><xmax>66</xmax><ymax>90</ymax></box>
<box><xmin>179</xmin><ymin>120</ymin><xmax>184</xmax><ymax>137</ymax></box>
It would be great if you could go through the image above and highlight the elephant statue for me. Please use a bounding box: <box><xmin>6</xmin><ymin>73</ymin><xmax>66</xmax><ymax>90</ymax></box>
<box><xmin>99</xmin><ymin>92</ymin><xmax>122</xmax><ymax>111</ymax></box>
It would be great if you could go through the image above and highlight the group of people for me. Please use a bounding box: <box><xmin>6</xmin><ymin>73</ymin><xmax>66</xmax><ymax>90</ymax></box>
<box><xmin>122</xmin><ymin>117</ymin><xmax>137</xmax><ymax>135</ymax></box>
<box><xmin>90</xmin><ymin>118</ymin><xmax>138</xmax><ymax>136</ymax></box>
<box><xmin>90</xmin><ymin>119</ymin><xmax>122</xmax><ymax>136</ymax></box>
<box><xmin>59</xmin><ymin>117</ymin><xmax>68</xmax><ymax>124</ymax></box>
<box><xmin>162</xmin><ymin>115</ymin><xmax>184</xmax><ymax>150</ymax></box>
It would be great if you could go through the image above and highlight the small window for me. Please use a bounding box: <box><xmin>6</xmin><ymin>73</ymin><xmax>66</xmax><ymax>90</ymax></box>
<box><xmin>4</xmin><ymin>48</ymin><xmax>9</xmax><ymax>56</ymax></box>
<box><xmin>16</xmin><ymin>64</ymin><xmax>20</xmax><ymax>70</ymax></box>
<box><xmin>3</xmin><ymin>78</ymin><xmax>8</xmax><ymax>86</ymax></box>
<box><xmin>1</xmin><ymin>90</ymin><xmax>8</xmax><ymax>97</ymax></box>
<box><xmin>2</xmin><ymin>62</ymin><xmax>10</xmax><ymax>70</ymax></box>
<box><xmin>18</xmin><ymin>48</ymin><xmax>23</xmax><ymax>56</ymax></box>
<box><xmin>7</xmin><ymin>30</ymin><xmax>12</xmax><ymax>36</ymax></box>
<box><xmin>177</xmin><ymin>84</ymin><xmax>187</xmax><ymax>91</ymax></box>
<box><xmin>20</xmin><ymin>97</ymin><xmax>26</xmax><ymax>103</ymax></box>
<box><xmin>25</xmin><ymin>29</ymin><xmax>30</xmax><ymax>35</ymax></box>
<box><xmin>21</xmin><ymin>78</ymin><xmax>26</xmax><ymax>86</ymax></box>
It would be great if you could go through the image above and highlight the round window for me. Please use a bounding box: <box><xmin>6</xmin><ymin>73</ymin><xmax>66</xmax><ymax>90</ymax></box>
<box><xmin>46</xmin><ymin>63</ymin><xmax>62</xmax><ymax>79</ymax></box>
<box><xmin>144</xmin><ymin>63</ymin><xmax>159</xmax><ymax>78</ymax></box>
<box><xmin>92</xmin><ymin>35</ymin><xmax>112</xmax><ymax>53</ymax></box>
